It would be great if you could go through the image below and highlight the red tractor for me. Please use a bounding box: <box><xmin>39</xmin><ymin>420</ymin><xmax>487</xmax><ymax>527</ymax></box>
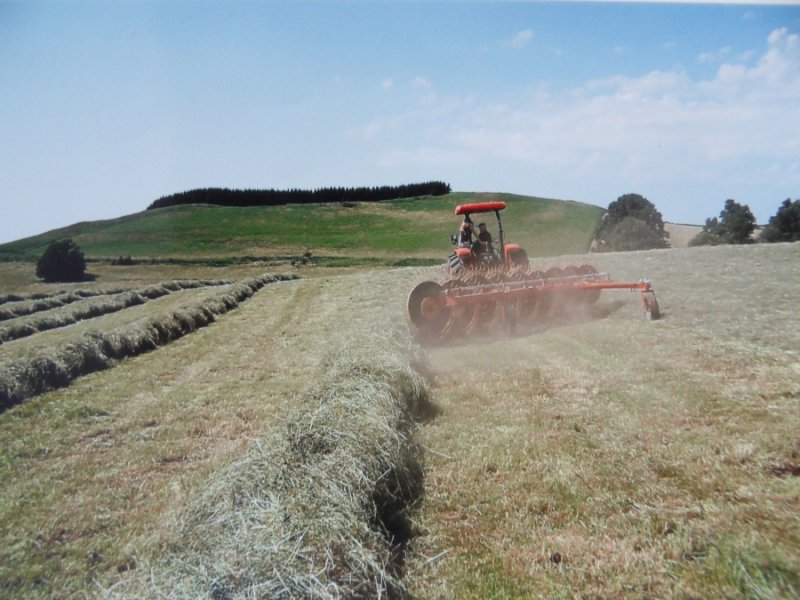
<box><xmin>446</xmin><ymin>201</ymin><xmax>529</xmax><ymax>276</ymax></box>
<box><xmin>407</xmin><ymin>200</ymin><xmax>661</xmax><ymax>342</ymax></box>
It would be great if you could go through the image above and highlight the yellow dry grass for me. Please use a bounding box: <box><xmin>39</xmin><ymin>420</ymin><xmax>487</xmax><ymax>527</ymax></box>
<box><xmin>0</xmin><ymin>267</ymin><xmax>427</xmax><ymax>597</ymax></box>
<box><xmin>0</xmin><ymin>285</ymin><xmax>231</xmax><ymax>359</ymax></box>
<box><xmin>1</xmin><ymin>243</ymin><xmax>799</xmax><ymax>598</ymax></box>
<box><xmin>407</xmin><ymin>243</ymin><xmax>800</xmax><ymax>598</ymax></box>
<box><xmin>664</xmin><ymin>223</ymin><xmax>703</xmax><ymax>248</ymax></box>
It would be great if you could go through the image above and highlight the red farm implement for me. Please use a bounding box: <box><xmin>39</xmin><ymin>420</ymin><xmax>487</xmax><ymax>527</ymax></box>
<box><xmin>407</xmin><ymin>201</ymin><xmax>660</xmax><ymax>342</ymax></box>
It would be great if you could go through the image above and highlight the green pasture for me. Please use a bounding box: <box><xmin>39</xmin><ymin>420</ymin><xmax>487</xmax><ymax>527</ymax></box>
<box><xmin>0</xmin><ymin>193</ymin><xmax>603</xmax><ymax>264</ymax></box>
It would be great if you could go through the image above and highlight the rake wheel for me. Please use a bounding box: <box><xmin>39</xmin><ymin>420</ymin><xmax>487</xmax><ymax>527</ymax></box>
<box><xmin>407</xmin><ymin>281</ymin><xmax>451</xmax><ymax>342</ymax></box>
<box><xmin>576</xmin><ymin>264</ymin><xmax>602</xmax><ymax>304</ymax></box>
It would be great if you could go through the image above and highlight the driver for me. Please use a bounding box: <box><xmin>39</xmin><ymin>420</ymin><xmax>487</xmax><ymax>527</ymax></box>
<box><xmin>458</xmin><ymin>216</ymin><xmax>476</xmax><ymax>247</ymax></box>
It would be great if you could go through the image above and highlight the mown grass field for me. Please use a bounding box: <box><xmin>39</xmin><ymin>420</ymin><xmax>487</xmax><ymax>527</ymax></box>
<box><xmin>0</xmin><ymin>192</ymin><xmax>603</xmax><ymax>264</ymax></box>
<box><xmin>407</xmin><ymin>243</ymin><xmax>799</xmax><ymax>598</ymax></box>
<box><xmin>0</xmin><ymin>234</ymin><xmax>797</xmax><ymax>597</ymax></box>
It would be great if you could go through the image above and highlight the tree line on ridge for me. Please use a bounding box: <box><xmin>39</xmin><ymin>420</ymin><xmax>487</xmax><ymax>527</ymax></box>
<box><xmin>147</xmin><ymin>182</ymin><xmax>452</xmax><ymax>210</ymax></box>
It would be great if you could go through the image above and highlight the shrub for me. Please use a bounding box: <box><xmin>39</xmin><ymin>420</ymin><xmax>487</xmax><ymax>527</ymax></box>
<box><xmin>593</xmin><ymin>193</ymin><xmax>669</xmax><ymax>251</ymax></box>
<box><xmin>760</xmin><ymin>199</ymin><xmax>800</xmax><ymax>243</ymax></box>
<box><xmin>36</xmin><ymin>239</ymin><xmax>86</xmax><ymax>282</ymax></box>
<box><xmin>693</xmin><ymin>199</ymin><xmax>756</xmax><ymax>246</ymax></box>
<box><xmin>688</xmin><ymin>231</ymin><xmax>727</xmax><ymax>247</ymax></box>
<box><xmin>596</xmin><ymin>216</ymin><xmax>669</xmax><ymax>252</ymax></box>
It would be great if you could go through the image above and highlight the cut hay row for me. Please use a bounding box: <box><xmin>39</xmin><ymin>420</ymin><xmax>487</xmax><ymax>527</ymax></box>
<box><xmin>0</xmin><ymin>290</ymin><xmax>67</xmax><ymax>305</ymax></box>
<box><xmin>106</xmin><ymin>335</ymin><xmax>433</xmax><ymax>600</ymax></box>
<box><xmin>0</xmin><ymin>279</ymin><xmax>237</xmax><ymax>342</ymax></box>
<box><xmin>0</xmin><ymin>285</ymin><xmax>142</xmax><ymax>307</ymax></box>
<box><xmin>0</xmin><ymin>274</ymin><xmax>297</xmax><ymax>411</ymax></box>
<box><xmin>0</xmin><ymin>288</ymin><xmax>127</xmax><ymax>319</ymax></box>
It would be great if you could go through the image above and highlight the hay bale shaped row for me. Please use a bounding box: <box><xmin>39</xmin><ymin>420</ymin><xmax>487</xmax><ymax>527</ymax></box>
<box><xmin>0</xmin><ymin>279</ymin><xmax>238</xmax><ymax>343</ymax></box>
<box><xmin>0</xmin><ymin>280</ymin><xmax>233</xmax><ymax>322</ymax></box>
<box><xmin>0</xmin><ymin>274</ymin><xmax>297</xmax><ymax>411</ymax></box>
<box><xmin>106</xmin><ymin>334</ymin><xmax>431</xmax><ymax>600</ymax></box>
<box><xmin>0</xmin><ymin>287</ymin><xmax>129</xmax><ymax>310</ymax></box>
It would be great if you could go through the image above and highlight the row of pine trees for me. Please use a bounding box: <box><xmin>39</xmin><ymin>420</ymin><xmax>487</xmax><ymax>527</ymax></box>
<box><xmin>147</xmin><ymin>182</ymin><xmax>452</xmax><ymax>210</ymax></box>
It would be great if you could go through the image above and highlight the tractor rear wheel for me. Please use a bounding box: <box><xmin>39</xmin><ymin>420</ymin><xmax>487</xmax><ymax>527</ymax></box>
<box><xmin>509</xmin><ymin>248</ymin><xmax>529</xmax><ymax>269</ymax></box>
<box><xmin>447</xmin><ymin>253</ymin><xmax>468</xmax><ymax>277</ymax></box>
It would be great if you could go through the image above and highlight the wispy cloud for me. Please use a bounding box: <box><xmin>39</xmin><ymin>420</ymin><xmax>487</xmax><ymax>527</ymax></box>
<box><xmin>506</xmin><ymin>29</ymin><xmax>534</xmax><ymax>49</ymax></box>
<box><xmin>411</xmin><ymin>76</ymin><xmax>431</xmax><ymax>88</ymax></box>
<box><xmin>364</xmin><ymin>28</ymin><xmax>800</xmax><ymax>221</ymax></box>
<box><xmin>697</xmin><ymin>46</ymin><xmax>732</xmax><ymax>64</ymax></box>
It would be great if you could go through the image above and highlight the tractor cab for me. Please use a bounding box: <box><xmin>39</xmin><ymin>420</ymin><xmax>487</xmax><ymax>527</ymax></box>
<box><xmin>448</xmin><ymin>201</ymin><xmax>528</xmax><ymax>273</ymax></box>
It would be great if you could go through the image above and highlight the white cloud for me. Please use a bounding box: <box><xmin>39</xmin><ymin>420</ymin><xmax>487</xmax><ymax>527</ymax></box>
<box><xmin>382</xmin><ymin>78</ymin><xmax>394</xmax><ymax>90</ymax></box>
<box><xmin>411</xmin><ymin>76</ymin><xmax>431</xmax><ymax>88</ymax></box>
<box><xmin>506</xmin><ymin>29</ymin><xmax>534</xmax><ymax>49</ymax></box>
<box><xmin>697</xmin><ymin>46</ymin><xmax>732</xmax><ymax>64</ymax></box>
<box><xmin>362</xmin><ymin>28</ymin><xmax>800</xmax><ymax>222</ymax></box>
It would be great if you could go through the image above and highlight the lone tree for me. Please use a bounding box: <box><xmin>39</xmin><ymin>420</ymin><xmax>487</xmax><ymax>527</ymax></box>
<box><xmin>759</xmin><ymin>198</ymin><xmax>800</xmax><ymax>243</ymax></box>
<box><xmin>691</xmin><ymin>199</ymin><xmax>756</xmax><ymax>246</ymax></box>
<box><xmin>593</xmin><ymin>193</ymin><xmax>669</xmax><ymax>251</ymax></box>
<box><xmin>36</xmin><ymin>239</ymin><xmax>86</xmax><ymax>282</ymax></box>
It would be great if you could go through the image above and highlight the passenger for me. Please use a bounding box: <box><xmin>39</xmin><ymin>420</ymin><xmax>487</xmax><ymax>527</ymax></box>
<box><xmin>475</xmin><ymin>222</ymin><xmax>494</xmax><ymax>255</ymax></box>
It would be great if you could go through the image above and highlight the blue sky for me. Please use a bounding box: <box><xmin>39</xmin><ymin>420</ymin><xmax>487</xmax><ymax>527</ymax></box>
<box><xmin>1</xmin><ymin>1</ymin><xmax>799</xmax><ymax>244</ymax></box>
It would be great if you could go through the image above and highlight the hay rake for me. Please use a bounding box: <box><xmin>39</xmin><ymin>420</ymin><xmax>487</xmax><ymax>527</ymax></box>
<box><xmin>407</xmin><ymin>264</ymin><xmax>659</xmax><ymax>342</ymax></box>
<box><xmin>406</xmin><ymin>200</ymin><xmax>660</xmax><ymax>342</ymax></box>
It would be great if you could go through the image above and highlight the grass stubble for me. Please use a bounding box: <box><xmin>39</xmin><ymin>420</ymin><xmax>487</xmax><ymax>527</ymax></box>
<box><xmin>0</xmin><ymin>267</ymin><xmax>434</xmax><ymax>598</ymax></box>
<box><xmin>0</xmin><ymin>275</ymin><xmax>297</xmax><ymax>410</ymax></box>
<box><xmin>0</xmin><ymin>243</ymin><xmax>798</xmax><ymax>598</ymax></box>
<box><xmin>406</xmin><ymin>243</ymin><xmax>800</xmax><ymax>599</ymax></box>
<box><xmin>104</xmin><ymin>334</ymin><xmax>433</xmax><ymax>599</ymax></box>
<box><xmin>0</xmin><ymin>279</ymin><xmax>236</xmax><ymax>342</ymax></box>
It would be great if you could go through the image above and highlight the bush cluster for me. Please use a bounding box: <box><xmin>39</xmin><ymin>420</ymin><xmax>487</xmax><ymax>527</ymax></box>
<box><xmin>593</xmin><ymin>194</ymin><xmax>799</xmax><ymax>250</ymax></box>
<box><xmin>759</xmin><ymin>199</ymin><xmax>800</xmax><ymax>243</ymax></box>
<box><xmin>36</xmin><ymin>239</ymin><xmax>86</xmax><ymax>282</ymax></box>
<box><xmin>691</xmin><ymin>199</ymin><xmax>756</xmax><ymax>246</ymax></box>
<box><xmin>592</xmin><ymin>194</ymin><xmax>669</xmax><ymax>252</ymax></box>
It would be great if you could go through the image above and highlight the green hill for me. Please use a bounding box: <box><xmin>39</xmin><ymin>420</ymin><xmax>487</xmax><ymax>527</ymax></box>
<box><xmin>0</xmin><ymin>193</ymin><xmax>603</xmax><ymax>265</ymax></box>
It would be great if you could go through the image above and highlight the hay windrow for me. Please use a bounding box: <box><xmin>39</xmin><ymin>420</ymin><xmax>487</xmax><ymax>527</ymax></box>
<box><xmin>0</xmin><ymin>274</ymin><xmax>297</xmax><ymax>411</ymax></box>
<box><xmin>0</xmin><ymin>279</ymin><xmax>235</xmax><ymax>342</ymax></box>
<box><xmin>106</xmin><ymin>335</ymin><xmax>433</xmax><ymax>600</ymax></box>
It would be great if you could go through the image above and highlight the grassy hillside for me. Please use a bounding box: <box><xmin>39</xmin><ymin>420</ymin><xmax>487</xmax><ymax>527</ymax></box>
<box><xmin>0</xmin><ymin>193</ymin><xmax>603</xmax><ymax>264</ymax></box>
